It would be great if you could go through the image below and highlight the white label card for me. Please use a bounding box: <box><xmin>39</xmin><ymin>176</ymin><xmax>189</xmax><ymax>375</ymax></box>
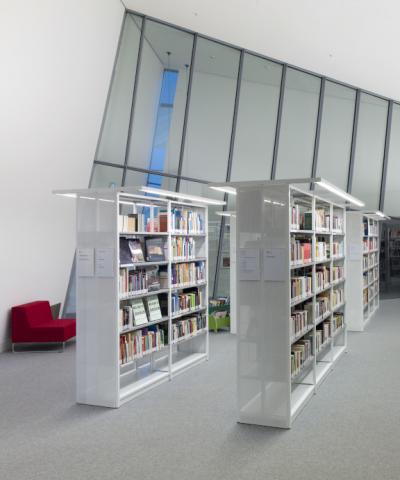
<box><xmin>239</xmin><ymin>248</ymin><xmax>261</xmax><ymax>281</ymax></box>
<box><xmin>77</xmin><ymin>248</ymin><xmax>94</xmax><ymax>277</ymax></box>
<box><xmin>95</xmin><ymin>248</ymin><xmax>114</xmax><ymax>277</ymax></box>
<box><xmin>263</xmin><ymin>247</ymin><xmax>286</xmax><ymax>282</ymax></box>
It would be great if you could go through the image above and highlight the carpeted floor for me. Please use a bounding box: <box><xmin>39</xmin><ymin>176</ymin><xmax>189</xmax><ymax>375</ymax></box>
<box><xmin>1</xmin><ymin>299</ymin><xmax>400</xmax><ymax>480</ymax></box>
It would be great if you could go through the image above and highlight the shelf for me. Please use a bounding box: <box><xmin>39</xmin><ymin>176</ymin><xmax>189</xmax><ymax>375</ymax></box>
<box><xmin>172</xmin><ymin>257</ymin><xmax>207</xmax><ymax>264</ymax></box>
<box><xmin>291</xmin><ymin>356</ymin><xmax>314</xmax><ymax>382</ymax></box>
<box><xmin>119</xmin><ymin>371</ymin><xmax>169</xmax><ymax>404</ymax></box>
<box><xmin>332</xmin><ymin>230</ymin><xmax>345</xmax><ymax>236</ymax></box>
<box><xmin>332</xmin><ymin>255</ymin><xmax>345</xmax><ymax>261</ymax></box>
<box><xmin>171</xmin><ymin>328</ymin><xmax>207</xmax><ymax>345</ymax></box>
<box><xmin>315</xmin><ymin>361</ymin><xmax>332</xmax><ymax>384</ymax></box>
<box><xmin>291</xmin><ymin>323</ymin><xmax>314</xmax><ymax>345</ymax></box>
<box><xmin>332</xmin><ymin>345</ymin><xmax>346</xmax><ymax>362</ymax></box>
<box><xmin>290</xmin><ymin>229</ymin><xmax>314</xmax><ymax>235</ymax></box>
<box><xmin>315</xmin><ymin>257</ymin><xmax>331</xmax><ymax>265</ymax></box>
<box><xmin>291</xmin><ymin>384</ymin><xmax>314</xmax><ymax>420</ymax></box>
<box><xmin>315</xmin><ymin>283</ymin><xmax>331</xmax><ymax>295</ymax></box>
<box><xmin>171</xmin><ymin>232</ymin><xmax>206</xmax><ymax>237</ymax></box>
<box><xmin>120</xmin><ymin>261</ymin><xmax>169</xmax><ymax>268</ymax></box>
<box><xmin>333</xmin><ymin>325</ymin><xmax>345</xmax><ymax>338</ymax></box>
<box><xmin>315</xmin><ymin>229</ymin><xmax>331</xmax><ymax>235</ymax></box>
<box><xmin>119</xmin><ymin>316</ymin><xmax>169</xmax><ymax>334</ymax></box>
<box><xmin>290</xmin><ymin>292</ymin><xmax>314</xmax><ymax>307</ymax></box>
<box><xmin>316</xmin><ymin>337</ymin><xmax>332</xmax><ymax>355</ymax></box>
<box><xmin>315</xmin><ymin>310</ymin><xmax>331</xmax><ymax>327</ymax></box>
<box><xmin>171</xmin><ymin>352</ymin><xmax>207</xmax><ymax>376</ymax></box>
<box><xmin>331</xmin><ymin>278</ymin><xmax>345</xmax><ymax>287</ymax></box>
<box><xmin>119</xmin><ymin>288</ymin><xmax>169</xmax><ymax>301</ymax></box>
<box><xmin>171</xmin><ymin>306</ymin><xmax>206</xmax><ymax>320</ymax></box>
<box><xmin>290</xmin><ymin>260</ymin><xmax>313</xmax><ymax>270</ymax></box>
<box><xmin>332</xmin><ymin>302</ymin><xmax>345</xmax><ymax>312</ymax></box>
<box><xmin>171</xmin><ymin>281</ymin><xmax>207</xmax><ymax>291</ymax></box>
<box><xmin>120</xmin><ymin>231</ymin><xmax>169</xmax><ymax>236</ymax></box>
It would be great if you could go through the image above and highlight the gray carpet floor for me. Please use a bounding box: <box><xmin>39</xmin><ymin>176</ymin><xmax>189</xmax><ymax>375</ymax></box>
<box><xmin>1</xmin><ymin>299</ymin><xmax>400</xmax><ymax>480</ymax></box>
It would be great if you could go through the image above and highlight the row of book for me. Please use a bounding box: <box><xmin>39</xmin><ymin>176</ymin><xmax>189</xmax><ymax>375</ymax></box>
<box><xmin>315</xmin><ymin>241</ymin><xmax>328</xmax><ymax>260</ymax></box>
<box><xmin>291</xmin><ymin>276</ymin><xmax>312</xmax><ymax>300</ymax></box>
<box><xmin>316</xmin><ymin>266</ymin><xmax>329</xmax><ymax>290</ymax></box>
<box><xmin>315</xmin><ymin>209</ymin><xmax>330</xmax><ymax>231</ymax></box>
<box><xmin>364</xmin><ymin>220</ymin><xmax>378</xmax><ymax>236</ymax></box>
<box><xmin>119</xmin><ymin>213</ymin><xmax>166</xmax><ymax>234</ymax></box>
<box><xmin>171</xmin><ymin>208</ymin><xmax>204</xmax><ymax>234</ymax></box>
<box><xmin>332</xmin><ymin>288</ymin><xmax>344</xmax><ymax>308</ymax></box>
<box><xmin>333</xmin><ymin>312</ymin><xmax>344</xmax><ymax>332</ymax></box>
<box><xmin>369</xmin><ymin>238</ymin><xmax>378</xmax><ymax>250</ymax></box>
<box><xmin>172</xmin><ymin>236</ymin><xmax>196</xmax><ymax>260</ymax></box>
<box><xmin>120</xmin><ymin>237</ymin><xmax>167</xmax><ymax>264</ymax></box>
<box><xmin>119</xmin><ymin>326</ymin><xmax>165</xmax><ymax>364</ymax></box>
<box><xmin>332</xmin><ymin>241</ymin><xmax>344</xmax><ymax>257</ymax></box>
<box><xmin>291</xmin><ymin>338</ymin><xmax>312</xmax><ymax>377</ymax></box>
<box><xmin>332</xmin><ymin>266</ymin><xmax>344</xmax><ymax>282</ymax></box>
<box><xmin>171</xmin><ymin>314</ymin><xmax>206</xmax><ymax>342</ymax></box>
<box><xmin>290</xmin><ymin>238</ymin><xmax>311</xmax><ymax>264</ymax></box>
<box><xmin>171</xmin><ymin>289</ymin><xmax>203</xmax><ymax>315</ymax></box>
<box><xmin>119</xmin><ymin>269</ymin><xmax>149</xmax><ymax>296</ymax></box>
<box><xmin>315</xmin><ymin>320</ymin><xmax>331</xmax><ymax>352</ymax></box>
<box><xmin>315</xmin><ymin>295</ymin><xmax>330</xmax><ymax>319</ymax></box>
<box><xmin>290</xmin><ymin>310</ymin><xmax>309</xmax><ymax>341</ymax></box>
<box><xmin>171</xmin><ymin>261</ymin><xmax>206</xmax><ymax>286</ymax></box>
<box><xmin>332</xmin><ymin>215</ymin><xmax>344</xmax><ymax>232</ymax></box>
<box><xmin>363</xmin><ymin>256</ymin><xmax>369</xmax><ymax>270</ymax></box>
<box><xmin>119</xmin><ymin>296</ymin><xmax>163</xmax><ymax>331</ymax></box>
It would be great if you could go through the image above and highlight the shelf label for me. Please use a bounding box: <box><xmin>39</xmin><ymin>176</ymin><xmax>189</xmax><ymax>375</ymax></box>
<box><xmin>95</xmin><ymin>247</ymin><xmax>114</xmax><ymax>277</ymax></box>
<box><xmin>77</xmin><ymin>248</ymin><xmax>94</xmax><ymax>277</ymax></box>
<box><xmin>239</xmin><ymin>248</ymin><xmax>260</xmax><ymax>281</ymax></box>
<box><xmin>263</xmin><ymin>247</ymin><xmax>286</xmax><ymax>282</ymax></box>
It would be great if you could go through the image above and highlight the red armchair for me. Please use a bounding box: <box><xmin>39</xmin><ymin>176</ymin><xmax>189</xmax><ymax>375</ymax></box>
<box><xmin>11</xmin><ymin>301</ymin><xmax>76</xmax><ymax>352</ymax></box>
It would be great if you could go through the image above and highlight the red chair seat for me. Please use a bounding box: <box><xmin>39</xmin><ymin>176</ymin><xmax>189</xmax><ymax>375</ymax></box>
<box><xmin>11</xmin><ymin>301</ymin><xmax>76</xmax><ymax>344</ymax></box>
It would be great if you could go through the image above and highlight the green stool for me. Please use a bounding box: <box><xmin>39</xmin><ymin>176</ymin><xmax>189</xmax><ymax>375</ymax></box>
<box><xmin>208</xmin><ymin>305</ymin><xmax>230</xmax><ymax>333</ymax></box>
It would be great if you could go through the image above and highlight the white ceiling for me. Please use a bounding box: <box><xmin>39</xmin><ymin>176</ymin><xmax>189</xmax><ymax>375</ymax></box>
<box><xmin>124</xmin><ymin>0</ymin><xmax>400</xmax><ymax>102</ymax></box>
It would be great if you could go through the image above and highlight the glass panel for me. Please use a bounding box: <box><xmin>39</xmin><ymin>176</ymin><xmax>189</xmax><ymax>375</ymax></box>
<box><xmin>178</xmin><ymin>180</ymin><xmax>224</xmax><ymax>294</ymax></box>
<box><xmin>90</xmin><ymin>164</ymin><xmax>123</xmax><ymax>188</ymax></box>
<box><xmin>276</xmin><ymin>68</ymin><xmax>321</xmax><ymax>179</ymax></box>
<box><xmin>96</xmin><ymin>14</ymin><xmax>142</xmax><ymax>165</ymax></box>
<box><xmin>383</xmin><ymin>103</ymin><xmax>400</xmax><ymax>216</ymax></box>
<box><xmin>128</xmin><ymin>20</ymin><xmax>194</xmax><ymax>175</ymax></box>
<box><xmin>352</xmin><ymin>93</ymin><xmax>388</xmax><ymax>209</ymax></box>
<box><xmin>317</xmin><ymin>81</ymin><xmax>356</xmax><ymax>189</ymax></box>
<box><xmin>181</xmin><ymin>38</ymin><xmax>240</xmax><ymax>181</ymax></box>
<box><xmin>231</xmin><ymin>54</ymin><xmax>282</xmax><ymax>181</ymax></box>
<box><xmin>124</xmin><ymin>169</ymin><xmax>176</xmax><ymax>191</ymax></box>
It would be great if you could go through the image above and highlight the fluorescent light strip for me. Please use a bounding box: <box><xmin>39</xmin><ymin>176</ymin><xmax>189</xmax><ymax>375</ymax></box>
<box><xmin>209</xmin><ymin>186</ymin><xmax>237</xmax><ymax>196</ymax></box>
<box><xmin>55</xmin><ymin>193</ymin><xmax>77</xmax><ymax>198</ymax></box>
<box><xmin>316</xmin><ymin>180</ymin><xmax>365</xmax><ymax>207</ymax></box>
<box><xmin>140</xmin><ymin>187</ymin><xmax>226</xmax><ymax>206</ymax></box>
<box><xmin>216</xmin><ymin>211</ymin><xmax>236</xmax><ymax>217</ymax></box>
<box><xmin>375</xmin><ymin>211</ymin><xmax>386</xmax><ymax>218</ymax></box>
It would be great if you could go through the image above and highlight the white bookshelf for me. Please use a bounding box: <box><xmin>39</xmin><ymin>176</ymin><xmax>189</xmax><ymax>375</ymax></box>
<box><xmin>346</xmin><ymin>212</ymin><xmax>381</xmax><ymax>331</ymax></box>
<box><xmin>60</xmin><ymin>188</ymin><xmax>209</xmax><ymax>408</ymax></box>
<box><xmin>218</xmin><ymin>179</ymin><xmax>349</xmax><ymax>428</ymax></box>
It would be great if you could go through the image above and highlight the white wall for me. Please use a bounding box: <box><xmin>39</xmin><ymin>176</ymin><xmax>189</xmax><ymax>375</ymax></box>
<box><xmin>124</xmin><ymin>0</ymin><xmax>400</xmax><ymax>102</ymax></box>
<box><xmin>0</xmin><ymin>0</ymin><xmax>124</xmax><ymax>351</ymax></box>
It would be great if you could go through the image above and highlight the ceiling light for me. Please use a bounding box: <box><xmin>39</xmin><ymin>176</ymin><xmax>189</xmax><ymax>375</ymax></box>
<box><xmin>55</xmin><ymin>193</ymin><xmax>77</xmax><ymax>198</ymax></box>
<box><xmin>316</xmin><ymin>180</ymin><xmax>364</xmax><ymax>207</ymax></box>
<box><xmin>140</xmin><ymin>187</ymin><xmax>226</xmax><ymax>206</ymax></box>
<box><xmin>375</xmin><ymin>211</ymin><xmax>385</xmax><ymax>218</ymax></box>
<box><xmin>216</xmin><ymin>211</ymin><xmax>236</xmax><ymax>217</ymax></box>
<box><xmin>209</xmin><ymin>186</ymin><xmax>237</xmax><ymax>196</ymax></box>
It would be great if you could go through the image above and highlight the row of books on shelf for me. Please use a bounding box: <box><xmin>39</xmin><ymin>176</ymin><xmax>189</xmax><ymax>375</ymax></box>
<box><xmin>119</xmin><ymin>211</ymin><xmax>168</xmax><ymax>234</ymax></box>
<box><xmin>120</xmin><ymin>326</ymin><xmax>165</xmax><ymax>364</ymax></box>
<box><xmin>290</xmin><ymin>311</ymin><xmax>310</xmax><ymax>341</ymax></box>
<box><xmin>172</xmin><ymin>314</ymin><xmax>206</xmax><ymax>342</ymax></box>
<box><xmin>332</xmin><ymin>242</ymin><xmax>344</xmax><ymax>257</ymax></box>
<box><xmin>363</xmin><ymin>220</ymin><xmax>378</xmax><ymax>236</ymax></box>
<box><xmin>290</xmin><ymin>205</ymin><xmax>343</xmax><ymax>232</ymax></box>
<box><xmin>172</xmin><ymin>236</ymin><xmax>196</xmax><ymax>260</ymax></box>
<box><xmin>120</xmin><ymin>237</ymin><xmax>167</xmax><ymax>264</ymax></box>
<box><xmin>315</xmin><ymin>296</ymin><xmax>329</xmax><ymax>319</ymax></box>
<box><xmin>171</xmin><ymin>208</ymin><xmax>204</xmax><ymax>234</ymax></box>
<box><xmin>119</xmin><ymin>296</ymin><xmax>163</xmax><ymax>331</ymax></box>
<box><xmin>316</xmin><ymin>266</ymin><xmax>329</xmax><ymax>290</ymax></box>
<box><xmin>290</xmin><ymin>239</ymin><xmax>311</xmax><ymax>264</ymax></box>
<box><xmin>291</xmin><ymin>314</ymin><xmax>344</xmax><ymax>376</ymax></box>
<box><xmin>171</xmin><ymin>289</ymin><xmax>203</xmax><ymax>315</ymax></box>
<box><xmin>291</xmin><ymin>276</ymin><xmax>312</xmax><ymax>300</ymax></box>
<box><xmin>363</xmin><ymin>238</ymin><xmax>378</xmax><ymax>252</ymax></box>
<box><xmin>171</xmin><ymin>261</ymin><xmax>206</xmax><ymax>286</ymax></box>
<box><xmin>332</xmin><ymin>288</ymin><xmax>344</xmax><ymax>308</ymax></box>
<box><xmin>332</xmin><ymin>266</ymin><xmax>344</xmax><ymax>282</ymax></box>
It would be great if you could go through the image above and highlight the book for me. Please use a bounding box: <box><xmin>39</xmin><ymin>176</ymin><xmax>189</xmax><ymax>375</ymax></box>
<box><xmin>128</xmin><ymin>239</ymin><xmax>144</xmax><ymax>263</ymax></box>
<box><xmin>145</xmin><ymin>237</ymin><xmax>166</xmax><ymax>262</ymax></box>
<box><xmin>120</xmin><ymin>238</ymin><xmax>133</xmax><ymax>265</ymax></box>
<box><xmin>146</xmin><ymin>295</ymin><xmax>162</xmax><ymax>322</ymax></box>
<box><xmin>131</xmin><ymin>298</ymin><xmax>148</xmax><ymax>326</ymax></box>
<box><xmin>159</xmin><ymin>212</ymin><xmax>168</xmax><ymax>232</ymax></box>
<box><xmin>147</xmin><ymin>266</ymin><xmax>161</xmax><ymax>291</ymax></box>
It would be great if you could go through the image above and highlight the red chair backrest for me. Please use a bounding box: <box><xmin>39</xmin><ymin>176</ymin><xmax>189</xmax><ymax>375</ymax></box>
<box><xmin>12</xmin><ymin>301</ymin><xmax>53</xmax><ymax>328</ymax></box>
